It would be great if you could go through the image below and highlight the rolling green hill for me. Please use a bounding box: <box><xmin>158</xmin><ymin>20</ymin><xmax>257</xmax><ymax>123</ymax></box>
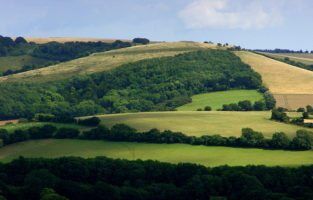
<box><xmin>98</xmin><ymin>111</ymin><xmax>308</xmax><ymax>137</ymax></box>
<box><xmin>177</xmin><ymin>90</ymin><xmax>264</xmax><ymax>111</ymax></box>
<box><xmin>0</xmin><ymin>139</ymin><xmax>312</xmax><ymax>166</ymax></box>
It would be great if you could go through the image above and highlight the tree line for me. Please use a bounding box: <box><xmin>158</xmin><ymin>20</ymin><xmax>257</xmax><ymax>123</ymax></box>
<box><xmin>271</xmin><ymin>107</ymin><xmax>313</xmax><ymax>128</ymax></box>
<box><xmin>0</xmin><ymin>156</ymin><xmax>312</xmax><ymax>199</ymax></box>
<box><xmin>0</xmin><ymin>121</ymin><xmax>312</xmax><ymax>150</ymax></box>
<box><xmin>0</xmin><ymin>50</ymin><xmax>265</xmax><ymax>119</ymax></box>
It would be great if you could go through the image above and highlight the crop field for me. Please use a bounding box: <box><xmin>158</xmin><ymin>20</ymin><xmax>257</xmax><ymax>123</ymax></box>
<box><xmin>235</xmin><ymin>51</ymin><xmax>313</xmax><ymax>109</ymax></box>
<box><xmin>0</xmin><ymin>42</ymin><xmax>217</xmax><ymax>83</ymax></box>
<box><xmin>0</xmin><ymin>139</ymin><xmax>312</xmax><ymax>166</ymax></box>
<box><xmin>98</xmin><ymin>111</ymin><xmax>310</xmax><ymax>137</ymax></box>
<box><xmin>261</xmin><ymin>52</ymin><xmax>313</xmax><ymax>65</ymax></box>
<box><xmin>0</xmin><ymin>55</ymin><xmax>49</xmax><ymax>73</ymax></box>
<box><xmin>177</xmin><ymin>90</ymin><xmax>264</xmax><ymax>111</ymax></box>
<box><xmin>0</xmin><ymin>122</ymin><xmax>85</xmax><ymax>133</ymax></box>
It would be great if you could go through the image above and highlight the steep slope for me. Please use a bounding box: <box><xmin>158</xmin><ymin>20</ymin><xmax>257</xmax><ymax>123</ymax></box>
<box><xmin>0</xmin><ymin>42</ymin><xmax>216</xmax><ymax>83</ymax></box>
<box><xmin>235</xmin><ymin>51</ymin><xmax>313</xmax><ymax>109</ymax></box>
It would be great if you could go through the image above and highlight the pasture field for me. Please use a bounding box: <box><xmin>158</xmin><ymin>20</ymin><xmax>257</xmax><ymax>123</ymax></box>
<box><xmin>98</xmin><ymin>111</ymin><xmax>311</xmax><ymax>137</ymax></box>
<box><xmin>177</xmin><ymin>90</ymin><xmax>264</xmax><ymax>111</ymax></box>
<box><xmin>261</xmin><ymin>52</ymin><xmax>313</xmax><ymax>65</ymax></box>
<box><xmin>0</xmin><ymin>122</ymin><xmax>85</xmax><ymax>132</ymax></box>
<box><xmin>0</xmin><ymin>139</ymin><xmax>312</xmax><ymax>166</ymax></box>
<box><xmin>0</xmin><ymin>42</ymin><xmax>217</xmax><ymax>83</ymax></box>
<box><xmin>0</xmin><ymin>55</ymin><xmax>49</xmax><ymax>73</ymax></box>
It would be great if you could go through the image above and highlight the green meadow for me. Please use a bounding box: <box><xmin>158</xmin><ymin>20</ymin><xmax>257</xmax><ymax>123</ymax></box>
<box><xmin>177</xmin><ymin>90</ymin><xmax>264</xmax><ymax>111</ymax></box>
<box><xmin>0</xmin><ymin>139</ymin><xmax>312</xmax><ymax>167</ymax></box>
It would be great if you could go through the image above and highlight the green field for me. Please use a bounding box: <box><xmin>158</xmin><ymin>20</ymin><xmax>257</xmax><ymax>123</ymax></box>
<box><xmin>98</xmin><ymin>111</ymin><xmax>310</xmax><ymax>138</ymax></box>
<box><xmin>0</xmin><ymin>139</ymin><xmax>312</xmax><ymax>166</ymax></box>
<box><xmin>0</xmin><ymin>122</ymin><xmax>86</xmax><ymax>133</ymax></box>
<box><xmin>177</xmin><ymin>90</ymin><xmax>264</xmax><ymax>111</ymax></box>
<box><xmin>0</xmin><ymin>55</ymin><xmax>49</xmax><ymax>73</ymax></box>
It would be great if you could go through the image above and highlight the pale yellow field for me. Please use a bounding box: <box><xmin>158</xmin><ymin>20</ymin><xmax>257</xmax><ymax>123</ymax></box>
<box><xmin>235</xmin><ymin>51</ymin><xmax>313</xmax><ymax>94</ymax></box>
<box><xmin>0</xmin><ymin>42</ymin><xmax>216</xmax><ymax>83</ymax></box>
<box><xmin>24</xmin><ymin>37</ymin><xmax>131</xmax><ymax>44</ymax></box>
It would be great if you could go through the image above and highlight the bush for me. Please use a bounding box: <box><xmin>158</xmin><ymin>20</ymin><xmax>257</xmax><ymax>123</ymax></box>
<box><xmin>297</xmin><ymin>108</ymin><xmax>305</xmax><ymax>112</ymax></box>
<box><xmin>82</xmin><ymin>125</ymin><xmax>110</xmax><ymax>140</ymax></box>
<box><xmin>270</xmin><ymin>132</ymin><xmax>290</xmax><ymax>149</ymax></box>
<box><xmin>290</xmin><ymin>130</ymin><xmax>313</xmax><ymax>150</ymax></box>
<box><xmin>132</xmin><ymin>38</ymin><xmax>150</xmax><ymax>44</ymax></box>
<box><xmin>204</xmin><ymin>106</ymin><xmax>212</xmax><ymax>111</ymax></box>
<box><xmin>78</xmin><ymin>117</ymin><xmax>101</xmax><ymax>126</ymax></box>
<box><xmin>54</xmin><ymin>128</ymin><xmax>80</xmax><ymax>139</ymax></box>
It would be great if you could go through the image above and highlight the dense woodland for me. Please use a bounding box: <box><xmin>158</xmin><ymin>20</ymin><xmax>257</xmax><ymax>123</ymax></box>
<box><xmin>0</xmin><ymin>50</ymin><xmax>264</xmax><ymax>119</ymax></box>
<box><xmin>0</xmin><ymin>156</ymin><xmax>312</xmax><ymax>200</ymax></box>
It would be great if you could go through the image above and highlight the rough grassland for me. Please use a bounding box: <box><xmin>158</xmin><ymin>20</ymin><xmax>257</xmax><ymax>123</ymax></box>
<box><xmin>0</xmin><ymin>139</ymin><xmax>312</xmax><ymax>166</ymax></box>
<box><xmin>0</xmin><ymin>42</ymin><xmax>216</xmax><ymax>83</ymax></box>
<box><xmin>0</xmin><ymin>122</ymin><xmax>86</xmax><ymax>133</ymax></box>
<box><xmin>0</xmin><ymin>55</ymin><xmax>49</xmax><ymax>73</ymax></box>
<box><xmin>98</xmin><ymin>111</ymin><xmax>311</xmax><ymax>138</ymax></box>
<box><xmin>177</xmin><ymin>90</ymin><xmax>264</xmax><ymax>111</ymax></box>
<box><xmin>262</xmin><ymin>52</ymin><xmax>313</xmax><ymax>65</ymax></box>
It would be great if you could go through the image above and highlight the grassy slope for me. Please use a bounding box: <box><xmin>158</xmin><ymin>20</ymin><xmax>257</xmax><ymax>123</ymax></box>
<box><xmin>0</xmin><ymin>42</ymin><xmax>217</xmax><ymax>83</ymax></box>
<box><xmin>235</xmin><ymin>51</ymin><xmax>313</xmax><ymax>94</ymax></box>
<box><xmin>0</xmin><ymin>122</ymin><xmax>86</xmax><ymax>133</ymax></box>
<box><xmin>236</xmin><ymin>51</ymin><xmax>313</xmax><ymax>94</ymax></box>
<box><xmin>98</xmin><ymin>111</ymin><xmax>310</xmax><ymax>138</ymax></box>
<box><xmin>0</xmin><ymin>55</ymin><xmax>49</xmax><ymax>73</ymax></box>
<box><xmin>0</xmin><ymin>139</ymin><xmax>312</xmax><ymax>166</ymax></box>
<box><xmin>261</xmin><ymin>52</ymin><xmax>313</xmax><ymax>65</ymax></box>
<box><xmin>177</xmin><ymin>90</ymin><xmax>264</xmax><ymax>111</ymax></box>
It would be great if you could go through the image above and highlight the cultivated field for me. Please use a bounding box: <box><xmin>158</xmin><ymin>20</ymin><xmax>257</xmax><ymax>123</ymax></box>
<box><xmin>261</xmin><ymin>52</ymin><xmax>313</xmax><ymax>65</ymax></box>
<box><xmin>0</xmin><ymin>139</ymin><xmax>312</xmax><ymax>166</ymax></box>
<box><xmin>235</xmin><ymin>51</ymin><xmax>313</xmax><ymax>109</ymax></box>
<box><xmin>177</xmin><ymin>90</ymin><xmax>264</xmax><ymax>111</ymax></box>
<box><xmin>98</xmin><ymin>111</ymin><xmax>310</xmax><ymax>137</ymax></box>
<box><xmin>0</xmin><ymin>42</ymin><xmax>217</xmax><ymax>83</ymax></box>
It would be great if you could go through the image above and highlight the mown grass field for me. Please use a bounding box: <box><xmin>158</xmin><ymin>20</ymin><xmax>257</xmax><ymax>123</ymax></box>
<box><xmin>262</xmin><ymin>52</ymin><xmax>313</xmax><ymax>65</ymax></box>
<box><xmin>0</xmin><ymin>122</ymin><xmax>85</xmax><ymax>133</ymax></box>
<box><xmin>0</xmin><ymin>139</ymin><xmax>312</xmax><ymax>166</ymax></box>
<box><xmin>98</xmin><ymin>111</ymin><xmax>310</xmax><ymax>138</ymax></box>
<box><xmin>0</xmin><ymin>42</ymin><xmax>217</xmax><ymax>83</ymax></box>
<box><xmin>0</xmin><ymin>55</ymin><xmax>49</xmax><ymax>73</ymax></box>
<box><xmin>177</xmin><ymin>90</ymin><xmax>264</xmax><ymax>111</ymax></box>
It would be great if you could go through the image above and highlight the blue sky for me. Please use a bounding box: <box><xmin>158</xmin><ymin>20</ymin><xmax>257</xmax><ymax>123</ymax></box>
<box><xmin>1</xmin><ymin>0</ymin><xmax>312</xmax><ymax>49</ymax></box>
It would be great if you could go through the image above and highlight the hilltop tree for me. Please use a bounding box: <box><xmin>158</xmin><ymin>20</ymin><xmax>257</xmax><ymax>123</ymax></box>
<box><xmin>132</xmin><ymin>38</ymin><xmax>150</xmax><ymax>45</ymax></box>
<box><xmin>15</xmin><ymin>36</ymin><xmax>28</xmax><ymax>44</ymax></box>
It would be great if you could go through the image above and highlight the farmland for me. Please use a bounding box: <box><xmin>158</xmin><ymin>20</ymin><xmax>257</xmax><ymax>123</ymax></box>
<box><xmin>0</xmin><ymin>139</ymin><xmax>312</xmax><ymax>166</ymax></box>
<box><xmin>261</xmin><ymin>52</ymin><xmax>313</xmax><ymax>65</ymax></box>
<box><xmin>0</xmin><ymin>42</ymin><xmax>217</xmax><ymax>83</ymax></box>
<box><xmin>177</xmin><ymin>90</ymin><xmax>264</xmax><ymax>111</ymax></box>
<box><xmin>98</xmin><ymin>111</ymin><xmax>309</xmax><ymax>137</ymax></box>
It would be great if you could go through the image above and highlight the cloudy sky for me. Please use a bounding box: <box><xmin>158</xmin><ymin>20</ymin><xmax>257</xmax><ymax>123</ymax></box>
<box><xmin>1</xmin><ymin>0</ymin><xmax>312</xmax><ymax>49</ymax></box>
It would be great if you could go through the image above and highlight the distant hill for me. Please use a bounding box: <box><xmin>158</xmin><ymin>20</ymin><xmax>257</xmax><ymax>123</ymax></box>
<box><xmin>24</xmin><ymin>37</ymin><xmax>132</xmax><ymax>44</ymax></box>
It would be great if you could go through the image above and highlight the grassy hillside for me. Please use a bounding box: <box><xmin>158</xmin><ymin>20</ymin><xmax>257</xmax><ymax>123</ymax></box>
<box><xmin>98</xmin><ymin>111</ymin><xmax>309</xmax><ymax>137</ymax></box>
<box><xmin>235</xmin><ymin>51</ymin><xmax>313</xmax><ymax>109</ymax></box>
<box><xmin>0</xmin><ymin>55</ymin><xmax>49</xmax><ymax>73</ymax></box>
<box><xmin>262</xmin><ymin>52</ymin><xmax>313</xmax><ymax>65</ymax></box>
<box><xmin>0</xmin><ymin>122</ymin><xmax>85</xmax><ymax>132</ymax></box>
<box><xmin>177</xmin><ymin>90</ymin><xmax>264</xmax><ymax>111</ymax></box>
<box><xmin>0</xmin><ymin>42</ymin><xmax>216</xmax><ymax>83</ymax></box>
<box><xmin>235</xmin><ymin>51</ymin><xmax>313</xmax><ymax>94</ymax></box>
<box><xmin>0</xmin><ymin>139</ymin><xmax>312</xmax><ymax>166</ymax></box>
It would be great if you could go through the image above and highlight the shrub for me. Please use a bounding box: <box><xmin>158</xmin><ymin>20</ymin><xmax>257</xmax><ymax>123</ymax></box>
<box><xmin>54</xmin><ymin>128</ymin><xmax>80</xmax><ymax>139</ymax></box>
<box><xmin>270</xmin><ymin>132</ymin><xmax>290</xmax><ymax>149</ymax></box>
<box><xmin>204</xmin><ymin>106</ymin><xmax>212</xmax><ymax>111</ymax></box>
<box><xmin>78</xmin><ymin>117</ymin><xmax>101</xmax><ymax>126</ymax></box>
<box><xmin>132</xmin><ymin>38</ymin><xmax>150</xmax><ymax>44</ymax></box>
<box><xmin>82</xmin><ymin>125</ymin><xmax>110</xmax><ymax>140</ymax></box>
<box><xmin>290</xmin><ymin>130</ymin><xmax>313</xmax><ymax>150</ymax></box>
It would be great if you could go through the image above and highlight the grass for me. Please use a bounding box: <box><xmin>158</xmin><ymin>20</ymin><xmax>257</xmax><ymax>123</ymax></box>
<box><xmin>177</xmin><ymin>90</ymin><xmax>264</xmax><ymax>111</ymax></box>
<box><xmin>0</xmin><ymin>122</ymin><xmax>86</xmax><ymax>133</ymax></box>
<box><xmin>0</xmin><ymin>139</ymin><xmax>312</xmax><ymax>166</ymax></box>
<box><xmin>261</xmin><ymin>52</ymin><xmax>313</xmax><ymax>65</ymax></box>
<box><xmin>0</xmin><ymin>55</ymin><xmax>49</xmax><ymax>73</ymax></box>
<box><xmin>98</xmin><ymin>111</ymin><xmax>311</xmax><ymax>138</ymax></box>
<box><xmin>0</xmin><ymin>42</ymin><xmax>218</xmax><ymax>83</ymax></box>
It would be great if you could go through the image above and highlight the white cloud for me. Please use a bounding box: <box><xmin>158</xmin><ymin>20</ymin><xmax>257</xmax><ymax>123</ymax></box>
<box><xmin>179</xmin><ymin>0</ymin><xmax>284</xmax><ymax>30</ymax></box>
